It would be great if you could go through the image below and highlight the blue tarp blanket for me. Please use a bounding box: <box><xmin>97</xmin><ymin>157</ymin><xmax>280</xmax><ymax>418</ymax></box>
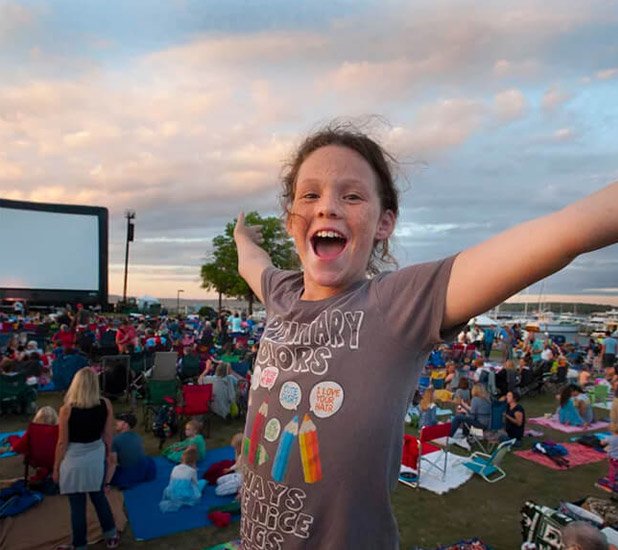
<box><xmin>0</xmin><ymin>431</ymin><xmax>25</xmax><ymax>458</ymax></box>
<box><xmin>122</xmin><ymin>446</ymin><xmax>237</xmax><ymax>541</ymax></box>
<box><xmin>38</xmin><ymin>382</ymin><xmax>56</xmax><ymax>392</ymax></box>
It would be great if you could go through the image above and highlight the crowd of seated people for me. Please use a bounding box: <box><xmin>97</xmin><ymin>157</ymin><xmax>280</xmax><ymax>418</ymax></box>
<box><xmin>1</xmin><ymin>306</ymin><xmax>263</xmax><ymax>408</ymax></box>
<box><xmin>416</xmin><ymin>325</ymin><xmax>616</xmax><ymax>445</ymax></box>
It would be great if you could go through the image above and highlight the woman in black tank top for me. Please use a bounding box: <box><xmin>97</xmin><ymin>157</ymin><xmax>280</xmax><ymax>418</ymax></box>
<box><xmin>53</xmin><ymin>368</ymin><xmax>120</xmax><ymax>549</ymax></box>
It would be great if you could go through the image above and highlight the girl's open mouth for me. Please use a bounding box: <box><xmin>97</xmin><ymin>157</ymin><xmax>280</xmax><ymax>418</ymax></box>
<box><xmin>311</xmin><ymin>230</ymin><xmax>347</xmax><ymax>260</ymax></box>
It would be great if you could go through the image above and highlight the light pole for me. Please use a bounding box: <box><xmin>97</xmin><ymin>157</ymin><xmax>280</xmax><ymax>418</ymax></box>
<box><xmin>122</xmin><ymin>210</ymin><xmax>136</xmax><ymax>305</ymax></box>
<box><xmin>177</xmin><ymin>289</ymin><xmax>184</xmax><ymax>316</ymax></box>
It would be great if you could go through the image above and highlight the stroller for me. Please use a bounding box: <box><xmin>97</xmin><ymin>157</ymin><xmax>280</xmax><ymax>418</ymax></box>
<box><xmin>543</xmin><ymin>364</ymin><xmax>567</xmax><ymax>395</ymax></box>
<box><xmin>519</xmin><ymin>364</ymin><xmax>546</xmax><ymax>397</ymax></box>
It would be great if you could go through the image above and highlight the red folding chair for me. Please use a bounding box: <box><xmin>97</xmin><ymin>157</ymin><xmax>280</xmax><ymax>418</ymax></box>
<box><xmin>15</xmin><ymin>423</ymin><xmax>59</xmax><ymax>486</ymax></box>
<box><xmin>401</xmin><ymin>422</ymin><xmax>452</xmax><ymax>487</ymax></box>
<box><xmin>175</xmin><ymin>383</ymin><xmax>213</xmax><ymax>438</ymax></box>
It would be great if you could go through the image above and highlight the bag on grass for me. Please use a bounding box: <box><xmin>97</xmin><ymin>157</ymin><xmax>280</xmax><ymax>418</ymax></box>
<box><xmin>533</xmin><ymin>441</ymin><xmax>570</xmax><ymax>468</ymax></box>
<box><xmin>577</xmin><ymin>434</ymin><xmax>604</xmax><ymax>451</ymax></box>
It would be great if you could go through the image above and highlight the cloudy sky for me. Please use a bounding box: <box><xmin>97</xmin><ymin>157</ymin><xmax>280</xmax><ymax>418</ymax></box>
<box><xmin>1</xmin><ymin>0</ymin><xmax>617</xmax><ymax>303</ymax></box>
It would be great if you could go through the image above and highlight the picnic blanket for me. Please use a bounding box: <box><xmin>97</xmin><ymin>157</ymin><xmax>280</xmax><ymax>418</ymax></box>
<box><xmin>123</xmin><ymin>446</ymin><xmax>237</xmax><ymax>541</ymax></box>
<box><xmin>400</xmin><ymin>451</ymin><xmax>473</xmax><ymax>495</ymax></box>
<box><xmin>0</xmin><ymin>486</ymin><xmax>126</xmax><ymax>550</ymax></box>
<box><xmin>514</xmin><ymin>443</ymin><xmax>606</xmax><ymax>470</ymax></box>
<box><xmin>38</xmin><ymin>381</ymin><xmax>56</xmax><ymax>392</ymax></box>
<box><xmin>528</xmin><ymin>416</ymin><xmax>609</xmax><ymax>433</ymax></box>
<box><xmin>0</xmin><ymin>431</ymin><xmax>25</xmax><ymax>458</ymax></box>
<box><xmin>521</xmin><ymin>501</ymin><xmax>571</xmax><ymax>550</ymax></box>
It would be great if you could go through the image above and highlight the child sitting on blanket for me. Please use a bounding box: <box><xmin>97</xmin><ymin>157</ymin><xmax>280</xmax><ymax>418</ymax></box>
<box><xmin>162</xmin><ymin>419</ymin><xmax>206</xmax><ymax>463</ymax></box>
<box><xmin>571</xmin><ymin>385</ymin><xmax>593</xmax><ymax>426</ymax></box>
<box><xmin>0</xmin><ymin>406</ymin><xmax>58</xmax><ymax>470</ymax></box>
<box><xmin>159</xmin><ymin>446</ymin><xmax>206</xmax><ymax>512</ymax></box>
<box><xmin>557</xmin><ymin>385</ymin><xmax>585</xmax><ymax>427</ymax></box>
<box><xmin>215</xmin><ymin>433</ymin><xmax>244</xmax><ymax>496</ymax></box>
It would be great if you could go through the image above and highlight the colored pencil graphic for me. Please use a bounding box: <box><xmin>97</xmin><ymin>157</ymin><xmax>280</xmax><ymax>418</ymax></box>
<box><xmin>299</xmin><ymin>414</ymin><xmax>322</xmax><ymax>483</ymax></box>
<box><xmin>256</xmin><ymin>444</ymin><xmax>269</xmax><ymax>466</ymax></box>
<box><xmin>271</xmin><ymin>416</ymin><xmax>299</xmax><ymax>483</ymax></box>
<box><xmin>249</xmin><ymin>401</ymin><xmax>268</xmax><ymax>465</ymax></box>
<box><xmin>242</xmin><ymin>436</ymin><xmax>250</xmax><ymax>457</ymax></box>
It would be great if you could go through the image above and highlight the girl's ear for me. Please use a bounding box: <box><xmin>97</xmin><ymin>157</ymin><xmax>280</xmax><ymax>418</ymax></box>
<box><xmin>375</xmin><ymin>209</ymin><xmax>396</xmax><ymax>241</ymax></box>
<box><xmin>285</xmin><ymin>212</ymin><xmax>295</xmax><ymax>237</ymax></box>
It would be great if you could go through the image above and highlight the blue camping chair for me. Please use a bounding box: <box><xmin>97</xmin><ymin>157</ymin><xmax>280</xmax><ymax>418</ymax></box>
<box><xmin>462</xmin><ymin>438</ymin><xmax>516</xmax><ymax>483</ymax></box>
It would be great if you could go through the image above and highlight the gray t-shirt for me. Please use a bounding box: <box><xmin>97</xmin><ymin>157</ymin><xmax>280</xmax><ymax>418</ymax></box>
<box><xmin>469</xmin><ymin>397</ymin><xmax>491</xmax><ymax>428</ymax></box>
<box><xmin>240</xmin><ymin>257</ymin><xmax>459</xmax><ymax>549</ymax></box>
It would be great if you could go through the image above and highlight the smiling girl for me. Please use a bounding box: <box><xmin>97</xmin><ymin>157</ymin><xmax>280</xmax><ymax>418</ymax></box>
<box><xmin>233</xmin><ymin>124</ymin><xmax>618</xmax><ymax>549</ymax></box>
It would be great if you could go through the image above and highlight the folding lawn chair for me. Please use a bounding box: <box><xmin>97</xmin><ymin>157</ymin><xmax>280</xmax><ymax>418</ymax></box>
<box><xmin>175</xmin><ymin>383</ymin><xmax>213</xmax><ymax>438</ymax></box>
<box><xmin>21</xmin><ymin>423</ymin><xmax>59</xmax><ymax>486</ymax></box>
<box><xmin>143</xmin><ymin>378</ymin><xmax>180</xmax><ymax>431</ymax></box>
<box><xmin>591</xmin><ymin>384</ymin><xmax>610</xmax><ymax>404</ymax></box>
<box><xmin>97</xmin><ymin>329</ymin><xmax>118</xmax><ymax>357</ymax></box>
<box><xmin>0</xmin><ymin>372</ymin><xmax>37</xmax><ymax>415</ymax></box>
<box><xmin>466</xmin><ymin>400</ymin><xmax>506</xmax><ymax>454</ymax></box>
<box><xmin>150</xmin><ymin>351</ymin><xmax>178</xmax><ymax>381</ymax></box>
<box><xmin>178</xmin><ymin>353</ymin><xmax>201</xmax><ymax>382</ymax></box>
<box><xmin>401</xmin><ymin>422</ymin><xmax>452</xmax><ymax>487</ymax></box>
<box><xmin>462</xmin><ymin>438</ymin><xmax>516</xmax><ymax>482</ymax></box>
<box><xmin>100</xmin><ymin>355</ymin><xmax>131</xmax><ymax>402</ymax></box>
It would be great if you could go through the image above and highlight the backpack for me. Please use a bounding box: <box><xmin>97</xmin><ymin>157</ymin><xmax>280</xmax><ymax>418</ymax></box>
<box><xmin>533</xmin><ymin>441</ymin><xmax>570</xmax><ymax>468</ymax></box>
<box><xmin>577</xmin><ymin>434</ymin><xmax>605</xmax><ymax>451</ymax></box>
<box><xmin>152</xmin><ymin>399</ymin><xmax>177</xmax><ymax>444</ymax></box>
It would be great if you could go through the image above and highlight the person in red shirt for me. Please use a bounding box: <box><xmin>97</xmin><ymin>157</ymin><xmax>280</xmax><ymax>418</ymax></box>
<box><xmin>115</xmin><ymin>318</ymin><xmax>137</xmax><ymax>354</ymax></box>
<box><xmin>52</xmin><ymin>324</ymin><xmax>75</xmax><ymax>352</ymax></box>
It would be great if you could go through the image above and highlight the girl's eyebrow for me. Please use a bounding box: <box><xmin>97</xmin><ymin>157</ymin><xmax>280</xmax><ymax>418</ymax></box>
<box><xmin>297</xmin><ymin>177</ymin><xmax>366</xmax><ymax>187</ymax></box>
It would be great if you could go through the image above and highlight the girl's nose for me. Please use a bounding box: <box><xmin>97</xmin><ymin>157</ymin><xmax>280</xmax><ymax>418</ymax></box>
<box><xmin>317</xmin><ymin>194</ymin><xmax>341</xmax><ymax>218</ymax></box>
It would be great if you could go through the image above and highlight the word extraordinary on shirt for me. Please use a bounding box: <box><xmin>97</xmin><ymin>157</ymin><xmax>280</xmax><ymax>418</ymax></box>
<box><xmin>255</xmin><ymin>310</ymin><xmax>364</xmax><ymax>376</ymax></box>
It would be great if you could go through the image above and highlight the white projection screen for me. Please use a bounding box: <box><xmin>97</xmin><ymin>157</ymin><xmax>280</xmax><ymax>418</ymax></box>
<box><xmin>0</xmin><ymin>199</ymin><xmax>108</xmax><ymax>305</ymax></box>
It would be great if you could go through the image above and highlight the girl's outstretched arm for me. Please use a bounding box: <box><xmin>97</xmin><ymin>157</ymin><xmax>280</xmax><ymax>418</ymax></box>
<box><xmin>443</xmin><ymin>181</ymin><xmax>618</xmax><ymax>329</ymax></box>
<box><xmin>234</xmin><ymin>212</ymin><xmax>273</xmax><ymax>303</ymax></box>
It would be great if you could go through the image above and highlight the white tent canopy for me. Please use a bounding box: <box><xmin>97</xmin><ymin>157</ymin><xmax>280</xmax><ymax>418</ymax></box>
<box><xmin>137</xmin><ymin>295</ymin><xmax>160</xmax><ymax>308</ymax></box>
<box><xmin>467</xmin><ymin>314</ymin><xmax>500</xmax><ymax>327</ymax></box>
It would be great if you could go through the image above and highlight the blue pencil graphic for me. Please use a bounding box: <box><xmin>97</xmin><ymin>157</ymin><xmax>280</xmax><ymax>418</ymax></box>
<box><xmin>271</xmin><ymin>416</ymin><xmax>299</xmax><ymax>483</ymax></box>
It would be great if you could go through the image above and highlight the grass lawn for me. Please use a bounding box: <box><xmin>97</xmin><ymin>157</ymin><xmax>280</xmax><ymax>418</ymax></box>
<box><xmin>0</xmin><ymin>384</ymin><xmax>611</xmax><ymax>549</ymax></box>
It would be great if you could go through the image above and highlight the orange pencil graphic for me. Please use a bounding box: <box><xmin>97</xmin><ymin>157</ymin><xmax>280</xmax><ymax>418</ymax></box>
<box><xmin>249</xmin><ymin>401</ymin><xmax>268</xmax><ymax>465</ymax></box>
<box><xmin>299</xmin><ymin>414</ymin><xmax>322</xmax><ymax>483</ymax></box>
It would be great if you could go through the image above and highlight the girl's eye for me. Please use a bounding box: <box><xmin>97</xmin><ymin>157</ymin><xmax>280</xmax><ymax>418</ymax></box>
<box><xmin>345</xmin><ymin>193</ymin><xmax>362</xmax><ymax>201</ymax></box>
<box><xmin>301</xmin><ymin>192</ymin><xmax>319</xmax><ymax>200</ymax></box>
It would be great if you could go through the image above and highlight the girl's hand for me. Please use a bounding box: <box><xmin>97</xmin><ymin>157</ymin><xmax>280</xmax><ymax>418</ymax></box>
<box><xmin>234</xmin><ymin>212</ymin><xmax>264</xmax><ymax>246</ymax></box>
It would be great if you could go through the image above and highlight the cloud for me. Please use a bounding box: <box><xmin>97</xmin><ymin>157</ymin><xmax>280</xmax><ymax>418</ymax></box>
<box><xmin>1</xmin><ymin>0</ymin><xmax>617</xmax><ymax>299</ymax></box>
<box><xmin>493</xmin><ymin>58</ymin><xmax>540</xmax><ymax>78</ymax></box>
<box><xmin>494</xmin><ymin>89</ymin><xmax>528</xmax><ymax>122</ymax></box>
<box><xmin>0</xmin><ymin>3</ymin><xmax>38</xmax><ymax>43</ymax></box>
<box><xmin>541</xmin><ymin>86</ymin><xmax>572</xmax><ymax>111</ymax></box>
<box><xmin>0</xmin><ymin>155</ymin><xmax>24</xmax><ymax>181</ymax></box>
<box><xmin>383</xmin><ymin>98</ymin><xmax>485</xmax><ymax>159</ymax></box>
<box><xmin>552</xmin><ymin>128</ymin><xmax>576</xmax><ymax>142</ymax></box>
<box><xmin>596</xmin><ymin>68</ymin><xmax>618</xmax><ymax>80</ymax></box>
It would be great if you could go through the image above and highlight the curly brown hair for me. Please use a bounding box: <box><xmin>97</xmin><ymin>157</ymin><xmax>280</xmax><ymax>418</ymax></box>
<box><xmin>280</xmin><ymin>122</ymin><xmax>400</xmax><ymax>275</ymax></box>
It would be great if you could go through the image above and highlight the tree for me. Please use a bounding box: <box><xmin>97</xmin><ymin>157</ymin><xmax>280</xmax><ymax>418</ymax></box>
<box><xmin>200</xmin><ymin>212</ymin><xmax>298</xmax><ymax>314</ymax></box>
